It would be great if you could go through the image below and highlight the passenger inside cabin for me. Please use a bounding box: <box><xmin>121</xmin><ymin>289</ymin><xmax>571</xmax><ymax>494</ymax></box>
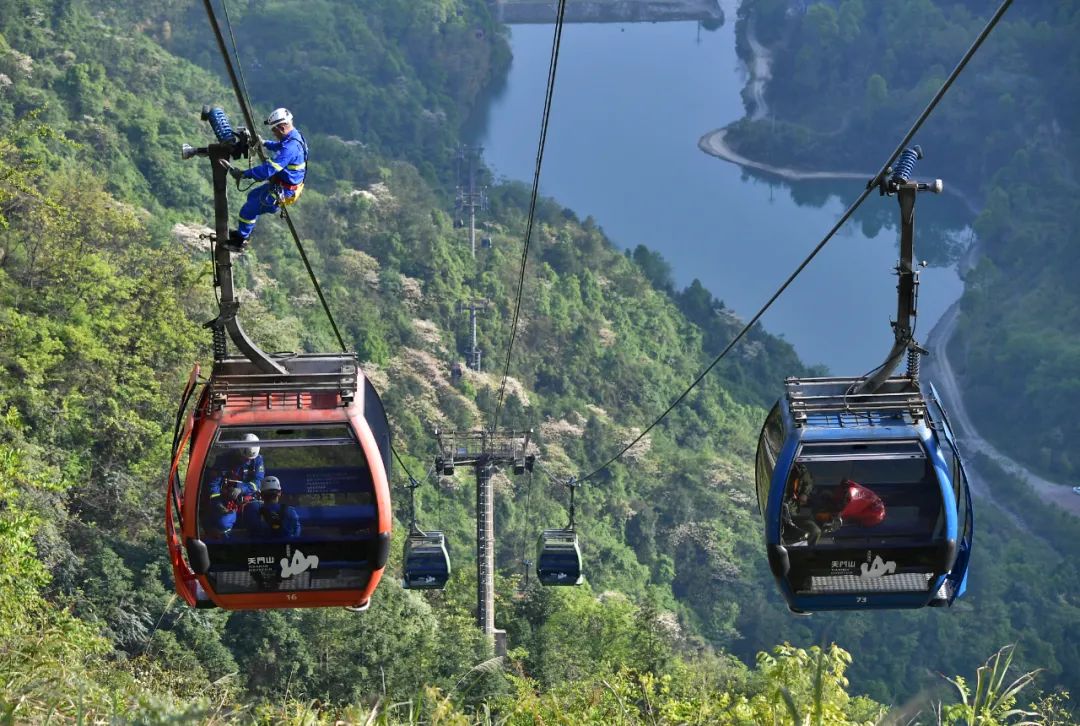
<box><xmin>241</xmin><ymin>476</ymin><xmax>301</xmax><ymax>540</ymax></box>
<box><xmin>202</xmin><ymin>432</ymin><xmax>265</xmax><ymax>538</ymax></box>
<box><xmin>786</xmin><ymin>468</ymin><xmax>841</xmax><ymax>545</ymax></box>
<box><xmin>785</xmin><ymin>464</ymin><xmax>886</xmax><ymax>545</ymax></box>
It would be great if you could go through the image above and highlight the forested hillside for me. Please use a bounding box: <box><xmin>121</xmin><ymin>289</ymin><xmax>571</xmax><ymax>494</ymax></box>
<box><xmin>0</xmin><ymin>0</ymin><xmax>1075</xmax><ymax>721</ymax></box>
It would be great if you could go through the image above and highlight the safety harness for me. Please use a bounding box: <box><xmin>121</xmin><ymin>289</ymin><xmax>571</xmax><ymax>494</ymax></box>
<box><xmin>273</xmin><ymin>131</ymin><xmax>308</xmax><ymax>208</ymax></box>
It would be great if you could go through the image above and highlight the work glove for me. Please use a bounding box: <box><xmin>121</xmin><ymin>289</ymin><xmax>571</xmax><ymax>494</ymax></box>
<box><xmin>218</xmin><ymin>158</ymin><xmax>245</xmax><ymax>181</ymax></box>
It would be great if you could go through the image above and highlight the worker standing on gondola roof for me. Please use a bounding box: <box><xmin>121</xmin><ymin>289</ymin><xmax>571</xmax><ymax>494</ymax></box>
<box><xmin>219</xmin><ymin>107</ymin><xmax>308</xmax><ymax>252</ymax></box>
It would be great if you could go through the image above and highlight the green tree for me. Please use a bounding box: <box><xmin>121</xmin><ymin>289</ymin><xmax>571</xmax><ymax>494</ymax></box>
<box><xmin>865</xmin><ymin>73</ymin><xmax>888</xmax><ymax>109</ymax></box>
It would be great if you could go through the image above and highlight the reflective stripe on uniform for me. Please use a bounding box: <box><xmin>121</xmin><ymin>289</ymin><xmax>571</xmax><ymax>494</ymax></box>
<box><xmin>267</xmin><ymin>159</ymin><xmax>284</xmax><ymax>171</ymax></box>
<box><xmin>239</xmin><ymin>216</ymin><xmax>256</xmax><ymax>224</ymax></box>
<box><xmin>286</xmin><ymin>162</ymin><xmax>306</xmax><ymax>170</ymax></box>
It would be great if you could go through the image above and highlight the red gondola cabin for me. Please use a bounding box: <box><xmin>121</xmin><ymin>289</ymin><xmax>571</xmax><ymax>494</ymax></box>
<box><xmin>167</xmin><ymin>354</ymin><xmax>392</xmax><ymax>610</ymax></box>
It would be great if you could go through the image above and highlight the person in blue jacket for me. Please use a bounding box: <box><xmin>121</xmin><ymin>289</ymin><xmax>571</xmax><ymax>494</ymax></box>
<box><xmin>219</xmin><ymin>107</ymin><xmax>308</xmax><ymax>251</ymax></box>
<box><xmin>203</xmin><ymin>433</ymin><xmax>266</xmax><ymax>538</ymax></box>
<box><xmin>242</xmin><ymin>476</ymin><xmax>301</xmax><ymax>540</ymax></box>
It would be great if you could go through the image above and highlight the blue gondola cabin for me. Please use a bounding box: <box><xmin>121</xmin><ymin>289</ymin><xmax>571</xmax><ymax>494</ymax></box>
<box><xmin>756</xmin><ymin>376</ymin><xmax>972</xmax><ymax>613</ymax></box>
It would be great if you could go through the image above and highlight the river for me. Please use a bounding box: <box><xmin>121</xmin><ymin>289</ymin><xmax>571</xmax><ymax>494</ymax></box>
<box><xmin>467</xmin><ymin>17</ymin><xmax>972</xmax><ymax>375</ymax></box>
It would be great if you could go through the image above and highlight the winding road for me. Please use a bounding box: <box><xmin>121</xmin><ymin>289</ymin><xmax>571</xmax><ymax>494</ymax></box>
<box><xmin>745</xmin><ymin>16</ymin><xmax>770</xmax><ymax>121</ymax></box>
<box><xmin>697</xmin><ymin>128</ymin><xmax>871</xmax><ymax>181</ymax></box>
<box><xmin>924</xmin><ymin>302</ymin><xmax>1080</xmax><ymax>519</ymax></box>
<box><xmin>698</xmin><ymin>12</ymin><xmax>872</xmax><ymax>182</ymax></box>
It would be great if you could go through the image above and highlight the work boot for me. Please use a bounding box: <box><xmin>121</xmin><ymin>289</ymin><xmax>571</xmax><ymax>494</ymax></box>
<box><xmin>220</xmin><ymin>230</ymin><xmax>249</xmax><ymax>253</ymax></box>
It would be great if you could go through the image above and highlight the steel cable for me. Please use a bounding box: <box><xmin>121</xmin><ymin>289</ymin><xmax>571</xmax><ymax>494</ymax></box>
<box><xmin>578</xmin><ymin>0</ymin><xmax>1013</xmax><ymax>483</ymax></box>
<box><xmin>492</xmin><ymin>0</ymin><xmax>568</xmax><ymax>428</ymax></box>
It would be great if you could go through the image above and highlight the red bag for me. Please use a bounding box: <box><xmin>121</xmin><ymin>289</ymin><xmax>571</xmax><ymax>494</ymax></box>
<box><xmin>838</xmin><ymin>479</ymin><xmax>886</xmax><ymax>526</ymax></box>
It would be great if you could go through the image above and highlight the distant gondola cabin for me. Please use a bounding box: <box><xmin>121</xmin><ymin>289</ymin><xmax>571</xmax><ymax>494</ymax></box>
<box><xmin>402</xmin><ymin>530</ymin><xmax>451</xmax><ymax>590</ymax></box>
<box><xmin>536</xmin><ymin>529</ymin><xmax>583</xmax><ymax>586</ymax></box>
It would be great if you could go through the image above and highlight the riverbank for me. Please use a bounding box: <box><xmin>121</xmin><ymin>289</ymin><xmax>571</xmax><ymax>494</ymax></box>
<box><xmin>699</xmin><ymin>126</ymin><xmax>983</xmax><ymax>214</ymax></box>
<box><xmin>696</xmin><ymin>11</ymin><xmax>874</xmax><ymax>183</ymax></box>
<box><xmin>697</xmin><ymin>128</ymin><xmax>870</xmax><ymax>181</ymax></box>
<box><xmin>700</xmin><ymin>9</ymin><xmax>983</xmax><ymax>212</ymax></box>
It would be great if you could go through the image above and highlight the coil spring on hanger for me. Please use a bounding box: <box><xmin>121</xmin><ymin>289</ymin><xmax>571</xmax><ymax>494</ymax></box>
<box><xmin>212</xmin><ymin>324</ymin><xmax>227</xmax><ymax>360</ymax></box>
<box><xmin>907</xmin><ymin>345</ymin><xmax>921</xmax><ymax>379</ymax></box>
<box><xmin>890</xmin><ymin>147</ymin><xmax>920</xmax><ymax>185</ymax></box>
<box><xmin>205</xmin><ymin>107</ymin><xmax>235</xmax><ymax>143</ymax></box>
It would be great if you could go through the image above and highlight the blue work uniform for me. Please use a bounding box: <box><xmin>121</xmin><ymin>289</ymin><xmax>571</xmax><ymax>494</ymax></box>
<box><xmin>235</xmin><ymin>129</ymin><xmax>308</xmax><ymax>240</ymax></box>
<box><xmin>241</xmin><ymin>500</ymin><xmax>301</xmax><ymax>540</ymax></box>
<box><xmin>203</xmin><ymin>455</ymin><xmax>266</xmax><ymax>536</ymax></box>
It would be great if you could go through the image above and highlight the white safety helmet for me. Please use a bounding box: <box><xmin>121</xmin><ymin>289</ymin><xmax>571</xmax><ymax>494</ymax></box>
<box><xmin>261</xmin><ymin>476</ymin><xmax>282</xmax><ymax>492</ymax></box>
<box><xmin>264</xmin><ymin>107</ymin><xmax>293</xmax><ymax>129</ymax></box>
<box><xmin>240</xmin><ymin>433</ymin><xmax>260</xmax><ymax>460</ymax></box>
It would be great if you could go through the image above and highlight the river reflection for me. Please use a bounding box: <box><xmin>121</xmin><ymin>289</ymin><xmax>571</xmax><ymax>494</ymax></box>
<box><xmin>469</xmin><ymin>20</ymin><xmax>972</xmax><ymax>374</ymax></box>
